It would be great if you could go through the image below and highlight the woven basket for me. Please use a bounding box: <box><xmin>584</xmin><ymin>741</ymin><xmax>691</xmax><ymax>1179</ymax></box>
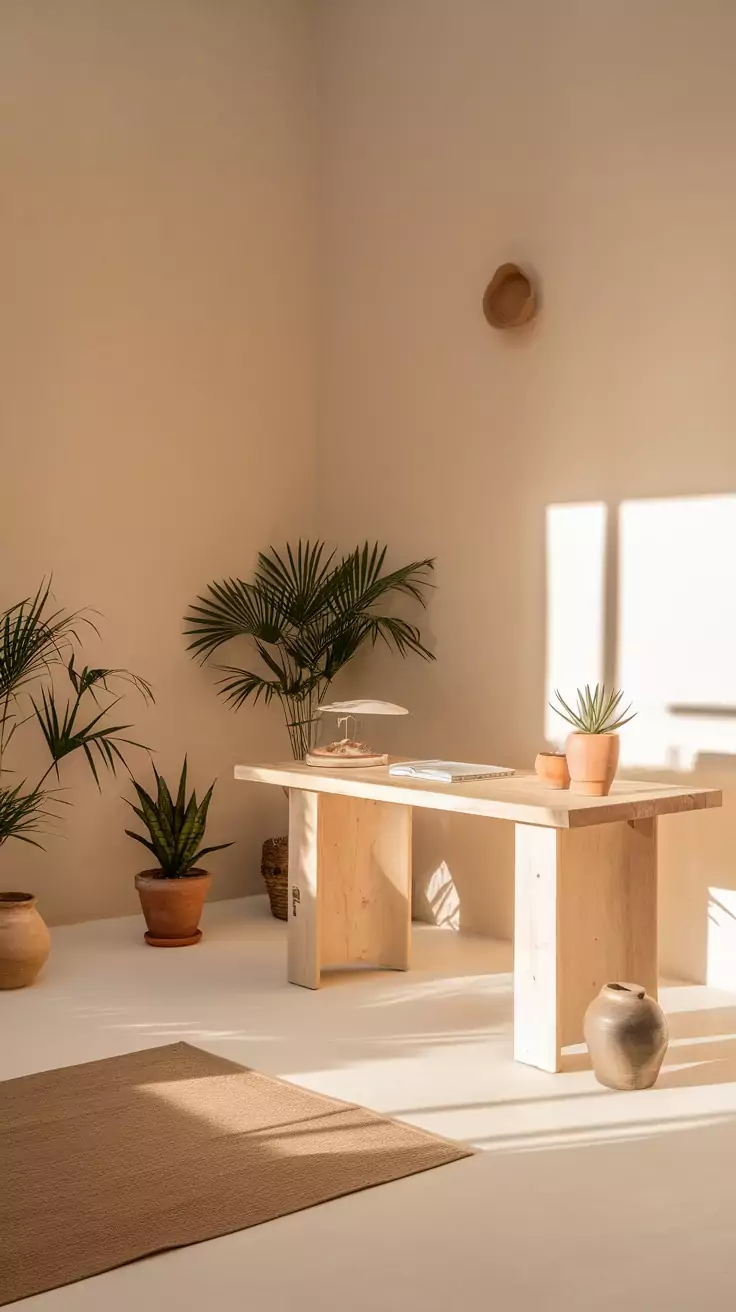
<box><xmin>261</xmin><ymin>836</ymin><xmax>289</xmax><ymax>921</ymax></box>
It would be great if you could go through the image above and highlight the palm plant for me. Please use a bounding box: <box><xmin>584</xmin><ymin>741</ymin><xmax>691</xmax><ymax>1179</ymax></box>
<box><xmin>551</xmin><ymin>684</ymin><xmax>636</xmax><ymax>735</ymax></box>
<box><xmin>0</xmin><ymin>580</ymin><xmax>153</xmax><ymax>850</ymax></box>
<box><xmin>185</xmin><ymin>541</ymin><xmax>435</xmax><ymax>758</ymax></box>
<box><xmin>125</xmin><ymin>759</ymin><xmax>231</xmax><ymax>877</ymax></box>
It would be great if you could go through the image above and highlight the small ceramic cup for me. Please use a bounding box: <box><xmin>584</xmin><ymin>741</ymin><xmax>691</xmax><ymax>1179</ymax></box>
<box><xmin>535</xmin><ymin>752</ymin><xmax>570</xmax><ymax>790</ymax></box>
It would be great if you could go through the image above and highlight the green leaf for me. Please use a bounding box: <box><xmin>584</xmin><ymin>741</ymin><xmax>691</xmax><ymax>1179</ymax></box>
<box><xmin>125</xmin><ymin>762</ymin><xmax>227</xmax><ymax>877</ymax></box>
<box><xmin>175</xmin><ymin>757</ymin><xmax>188</xmax><ymax>833</ymax></box>
<box><xmin>0</xmin><ymin>579</ymin><xmax>95</xmax><ymax>704</ymax></box>
<box><xmin>0</xmin><ymin>781</ymin><xmax>61</xmax><ymax>848</ymax></box>
<box><xmin>124</xmin><ymin>830</ymin><xmax>157</xmax><ymax>856</ymax></box>
<box><xmin>186</xmin><ymin>543</ymin><xmax>435</xmax><ymax>758</ymax></box>
<box><xmin>189</xmin><ymin>841</ymin><xmax>234</xmax><ymax>865</ymax></box>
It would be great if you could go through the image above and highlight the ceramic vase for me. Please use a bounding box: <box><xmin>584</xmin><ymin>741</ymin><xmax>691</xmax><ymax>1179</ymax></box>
<box><xmin>584</xmin><ymin>982</ymin><xmax>668</xmax><ymax>1090</ymax></box>
<box><xmin>535</xmin><ymin>752</ymin><xmax>570</xmax><ymax>790</ymax></box>
<box><xmin>135</xmin><ymin>870</ymin><xmax>211</xmax><ymax>947</ymax></box>
<box><xmin>566</xmin><ymin>732</ymin><xmax>620</xmax><ymax>796</ymax></box>
<box><xmin>0</xmin><ymin>892</ymin><xmax>51</xmax><ymax>989</ymax></box>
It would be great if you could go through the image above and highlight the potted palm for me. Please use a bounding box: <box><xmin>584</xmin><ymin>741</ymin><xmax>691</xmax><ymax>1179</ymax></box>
<box><xmin>125</xmin><ymin>759</ymin><xmax>232</xmax><ymax>946</ymax></box>
<box><xmin>551</xmin><ymin>684</ymin><xmax>636</xmax><ymax>796</ymax></box>
<box><xmin>0</xmin><ymin>581</ymin><xmax>152</xmax><ymax>988</ymax></box>
<box><xmin>185</xmin><ymin>540</ymin><xmax>434</xmax><ymax>917</ymax></box>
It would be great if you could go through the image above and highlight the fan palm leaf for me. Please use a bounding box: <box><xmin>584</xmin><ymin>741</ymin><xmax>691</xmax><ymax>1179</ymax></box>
<box><xmin>0</xmin><ymin>580</ymin><xmax>94</xmax><ymax>703</ymax></box>
<box><xmin>0</xmin><ymin>782</ymin><xmax>62</xmax><ymax>848</ymax></box>
<box><xmin>185</xmin><ymin>540</ymin><xmax>435</xmax><ymax>759</ymax></box>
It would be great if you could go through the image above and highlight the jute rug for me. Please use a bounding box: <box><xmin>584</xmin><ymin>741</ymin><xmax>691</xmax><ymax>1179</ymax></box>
<box><xmin>1</xmin><ymin>1041</ymin><xmax>470</xmax><ymax>1305</ymax></box>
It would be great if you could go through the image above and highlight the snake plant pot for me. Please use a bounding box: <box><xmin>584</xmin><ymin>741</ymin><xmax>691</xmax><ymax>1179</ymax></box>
<box><xmin>534</xmin><ymin>752</ymin><xmax>570</xmax><ymax>790</ymax></box>
<box><xmin>565</xmin><ymin>732</ymin><xmax>620</xmax><ymax>796</ymax></box>
<box><xmin>135</xmin><ymin>871</ymin><xmax>211</xmax><ymax>947</ymax></box>
<box><xmin>584</xmin><ymin>983</ymin><xmax>669</xmax><ymax>1090</ymax></box>
<box><xmin>0</xmin><ymin>892</ymin><xmax>51</xmax><ymax>989</ymax></box>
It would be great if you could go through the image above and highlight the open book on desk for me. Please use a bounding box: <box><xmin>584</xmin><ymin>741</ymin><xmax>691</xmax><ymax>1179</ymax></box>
<box><xmin>388</xmin><ymin>760</ymin><xmax>515</xmax><ymax>784</ymax></box>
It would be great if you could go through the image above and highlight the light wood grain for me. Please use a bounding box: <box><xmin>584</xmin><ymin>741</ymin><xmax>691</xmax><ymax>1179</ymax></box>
<box><xmin>287</xmin><ymin>789</ymin><xmax>321</xmax><ymax>988</ymax></box>
<box><xmin>514</xmin><ymin>825</ymin><xmax>560</xmax><ymax>1071</ymax></box>
<box><xmin>236</xmin><ymin>762</ymin><xmax>721</xmax><ymax>829</ymax></box>
<box><xmin>514</xmin><ymin>818</ymin><xmax>658</xmax><ymax>1072</ymax></box>
<box><xmin>559</xmin><ymin>818</ymin><xmax>658</xmax><ymax>1050</ymax></box>
<box><xmin>288</xmin><ymin>789</ymin><xmax>412</xmax><ymax>988</ymax></box>
<box><xmin>319</xmin><ymin>795</ymin><xmax>412</xmax><ymax>971</ymax></box>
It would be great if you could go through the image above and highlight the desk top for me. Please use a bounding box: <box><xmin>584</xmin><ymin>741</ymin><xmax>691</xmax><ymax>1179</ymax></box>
<box><xmin>234</xmin><ymin>761</ymin><xmax>722</xmax><ymax>830</ymax></box>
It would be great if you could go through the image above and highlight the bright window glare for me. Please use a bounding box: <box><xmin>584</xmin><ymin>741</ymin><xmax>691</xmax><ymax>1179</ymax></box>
<box><xmin>545</xmin><ymin>503</ymin><xmax>606</xmax><ymax>745</ymax></box>
<box><xmin>707</xmin><ymin>888</ymin><xmax>736</xmax><ymax>990</ymax></box>
<box><xmin>619</xmin><ymin>495</ymin><xmax>736</xmax><ymax>769</ymax></box>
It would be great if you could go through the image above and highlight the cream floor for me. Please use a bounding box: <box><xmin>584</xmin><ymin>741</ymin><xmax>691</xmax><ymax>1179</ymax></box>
<box><xmin>5</xmin><ymin>896</ymin><xmax>736</xmax><ymax>1311</ymax></box>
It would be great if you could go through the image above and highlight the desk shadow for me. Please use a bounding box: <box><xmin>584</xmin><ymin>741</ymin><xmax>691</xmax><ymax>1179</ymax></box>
<box><xmin>658</xmin><ymin>1037</ymin><xmax>736</xmax><ymax>1089</ymax></box>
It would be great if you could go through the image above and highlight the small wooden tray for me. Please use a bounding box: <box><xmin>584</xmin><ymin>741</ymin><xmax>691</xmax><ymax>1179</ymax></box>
<box><xmin>305</xmin><ymin>751</ymin><xmax>388</xmax><ymax>769</ymax></box>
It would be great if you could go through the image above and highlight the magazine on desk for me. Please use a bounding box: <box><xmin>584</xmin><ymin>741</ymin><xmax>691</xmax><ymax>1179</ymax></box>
<box><xmin>388</xmin><ymin>760</ymin><xmax>515</xmax><ymax>784</ymax></box>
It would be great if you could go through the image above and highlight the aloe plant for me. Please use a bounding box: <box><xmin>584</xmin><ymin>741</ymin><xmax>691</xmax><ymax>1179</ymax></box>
<box><xmin>125</xmin><ymin>759</ymin><xmax>232</xmax><ymax>877</ymax></box>
<box><xmin>551</xmin><ymin>684</ymin><xmax>636</xmax><ymax>735</ymax></box>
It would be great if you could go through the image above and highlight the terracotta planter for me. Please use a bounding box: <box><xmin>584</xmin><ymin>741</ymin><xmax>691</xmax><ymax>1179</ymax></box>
<box><xmin>534</xmin><ymin>752</ymin><xmax>570</xmax><ymax>790</ymax></box>
<box><xmin>135</xmin><ymin>870</ymin><xmax>211</xmax><ymax>947</ymax></box>
<box><xmin>584</xmin><ymin>982</ymin><xmax>669</xmax><ymax>1090</ymax></box>
<box><xmin>565</xmin><ymin>732</ymin><xmax>620</xmax><ymax>796</ymax></box>
<box><xmin>0</xmin><ymin>892</ymin><xmax>51</xmax><ymax>989</ymax></box>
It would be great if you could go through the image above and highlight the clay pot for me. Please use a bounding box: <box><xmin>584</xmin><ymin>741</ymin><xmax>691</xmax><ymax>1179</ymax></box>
<box><xmin>482</xmin><ymin>263</ymin><xmax>536</xmax><ymax>329</ymax></box>
<box><xmin>135</xmin><ymin>870</ymin><xmax>211</xmax><ymax>947</ymax></box>
<box><xmin>535</xmin><ymin>752</ymin><xmax>570</xmax><ymax>790</ymax></box>
<box><xmin>565</xmin><ymin>732</ymin><xmax>620</xmax><ymax>796</ymax></box>
<box><xmin>0</xmin><ymin>892</ymin><xmax>51</xmax><ymax>989</ymax></box>
<box><xmin>584</xmin><ymin>983</ymin><xmax>669</xmax><ymax>1090</ymax></box>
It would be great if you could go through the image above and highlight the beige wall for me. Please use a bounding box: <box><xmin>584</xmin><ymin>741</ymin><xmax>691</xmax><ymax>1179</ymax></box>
<box><xmin>0</xmin><ymin>0</ymin><xmax>316</xmax><ymax>924</ymax></box>
<box><xmin>6</xmin><ymin>0</ymin><xmax>736</xmax><ymax>983</ymax></box>
<box><xmin>316</xmin><ymin>0</ymin><xmax>736</xmax><ymax>983</ymax></box>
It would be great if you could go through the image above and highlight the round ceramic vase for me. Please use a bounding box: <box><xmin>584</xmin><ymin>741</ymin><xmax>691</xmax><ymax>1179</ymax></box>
<box><xmin>0</xmin><ymin>892</ymin><xmax>51</xmax><ymax>989</ymax></box>
<box><xmin>566</xmin><ymin>732</ymin><xmax>620</xmax><ymax>796</ymax></box>
<box><xmin>584</xmin><ymin>982</ymin><xmax>669</xmax><ymax>1090</ymax></box>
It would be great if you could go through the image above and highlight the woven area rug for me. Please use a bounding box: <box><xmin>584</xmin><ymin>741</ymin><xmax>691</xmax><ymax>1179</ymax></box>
<box><xmin>1</xmin><ymin>1041</ymin><xmax>470</xmax><ymax>1305</ymax></box>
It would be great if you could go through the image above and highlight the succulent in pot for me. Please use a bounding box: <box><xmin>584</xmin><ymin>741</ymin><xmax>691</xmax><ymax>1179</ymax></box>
<box><xmin>551</xmin><ymin>684</ymin><xmax>636</xmax><ymax>797</ymax></box>
<box><xmin>126</xmin><ymin>759</ymin><xmax>232</xmax><ymax>947</ymax></box>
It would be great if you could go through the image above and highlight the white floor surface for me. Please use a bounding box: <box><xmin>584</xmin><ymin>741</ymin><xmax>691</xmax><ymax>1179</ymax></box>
<box><xmin>4</xmin><ymin>896</ymin><xmax>736</xmax><ymax>1310</ymax></box>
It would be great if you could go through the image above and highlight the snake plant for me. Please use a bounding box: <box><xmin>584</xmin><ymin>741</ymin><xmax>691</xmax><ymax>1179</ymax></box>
<box><xmin>551</xmin><ymin>684</ymin><xmax>636</xmax><ymax>735</ymax></box>
<box><xmin>125</xmin><ymin>759</ymin><xmax>232</xmax><ymax>877</ymax></box>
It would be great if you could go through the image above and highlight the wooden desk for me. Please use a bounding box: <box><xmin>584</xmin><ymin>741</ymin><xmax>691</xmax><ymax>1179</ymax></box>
<box><xmin>235</xmin><ymin>762</ymin><xmax>721</xmax><ymax>1072</ymax></box>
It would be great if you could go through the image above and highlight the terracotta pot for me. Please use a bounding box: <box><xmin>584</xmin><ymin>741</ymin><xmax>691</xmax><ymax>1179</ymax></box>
<box><xmin>534</xmin><ymin>752</ymin><xmax>570</xmax><ymax>790</ymax></box>
<box><xmin>135</xmin><ymin>870</ymin><xmax>211</xmax><ymax>947</ymax></box>
<box><xmin>0</xmin><ymin>892</ymin><xmax>51</xmax><ymax>989</ymax></box>
<box><xmin>584</xmin><ymin>982</ymin><xmax>669</xmax><ymax>1090</ymax></box>
<box><xmin>565</xmin><ymin>732</ymin><xmax>620</xmax><ymax>796</ymax></box>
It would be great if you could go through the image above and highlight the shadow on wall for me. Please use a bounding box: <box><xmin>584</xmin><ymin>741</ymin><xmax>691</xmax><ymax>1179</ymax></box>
<box><xmin>546</xmin><ymin>492</ymin><xmax>736</xmax><ymax>988</ymax></box>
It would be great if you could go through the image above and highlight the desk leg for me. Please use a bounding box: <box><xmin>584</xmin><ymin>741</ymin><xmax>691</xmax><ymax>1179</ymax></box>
<box><xmin>288</xmin><ymin>788</ymin><xmax>412</xmax><ymax>989</ymax></box>
<box><xmin>514</xmin><ymin>818</ymin><xmax>658</xmax><ymax>1072</ymax></box>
